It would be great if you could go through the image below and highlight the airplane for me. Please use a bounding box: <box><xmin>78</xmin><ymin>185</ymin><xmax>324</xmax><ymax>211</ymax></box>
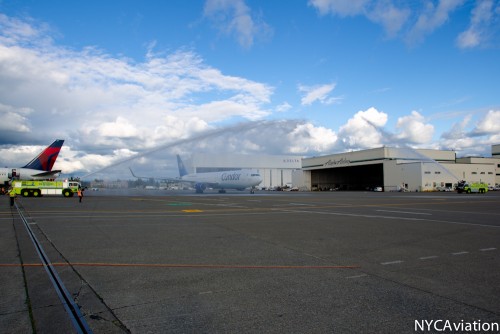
<box><xmin>0</xmin><ymin>139</ymin><xmax>64</xmax><ymax>186</ymax></box>
<box><xmin>130</xmin><ymin>154</ymin><xmax>263</xmax><ymax>194</ymax></box>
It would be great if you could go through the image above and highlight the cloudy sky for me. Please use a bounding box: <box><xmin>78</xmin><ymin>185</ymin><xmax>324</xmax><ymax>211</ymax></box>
<box><xmin>1</xmin><ymin>0</ymin><xmax>499</xmax><ymax>179</ymax></box>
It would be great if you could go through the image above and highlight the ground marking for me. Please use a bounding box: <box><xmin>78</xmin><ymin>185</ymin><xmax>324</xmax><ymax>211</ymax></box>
<box><xmin>376</xmin><ymin>210</ymin><xmax>431</xmax><ymax>215</ymax></box>
<box><xmin>346</xmin><ymin>274</ymin><xmax>368</xmax><ymax>279</ymax></box>
<box><xmin>280</xmin><ymin>209</ymin><xmax>500</xmax><ymax>228</ymax></box>
<box><xmin>0</xmin><ymin>262</ymin><xmax>360</xmax><ymax>270</ymax></box>
<box><xmin>381</xmin><ymin>260</ymin><xmax>404</xmax><ymax>265</ymax></box>
<box><xmin>451</xmin><ymin>251</ymin><xmax>469</xmax><ymax>256</ymax></box>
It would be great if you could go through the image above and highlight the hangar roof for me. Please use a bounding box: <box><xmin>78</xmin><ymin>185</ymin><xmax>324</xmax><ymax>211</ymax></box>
<box><xmin>302</xmin><ymin>147</ymin><xmax>456</xmax><ymax>170</ymax></box>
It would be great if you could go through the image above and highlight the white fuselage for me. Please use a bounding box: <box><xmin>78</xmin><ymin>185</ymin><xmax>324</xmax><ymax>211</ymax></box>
<box><xmin>0</xmin><ymin>167</ymin><xmax>60</xmax><ymax>184</ymax></box>
<box><xmin>181</xmin><ymin>169</ymin><xmax>262</xmax><ymax>190</ymax></box>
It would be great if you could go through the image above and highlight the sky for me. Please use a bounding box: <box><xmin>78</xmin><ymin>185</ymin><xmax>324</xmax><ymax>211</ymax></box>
<box><xmin>1</xmin><ymin>0</ymin><xmax>499</xmax><ymax>179</ymax></box>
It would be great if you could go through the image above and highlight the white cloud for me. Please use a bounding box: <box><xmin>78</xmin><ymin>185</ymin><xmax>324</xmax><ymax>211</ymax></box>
<box><xmin>406</xmin><ymin>0</ymin><xmax>465</xmax><ymax>45</ymax></box>
<box><xmin>456</xmin><ymin>0</ymin><xmax>497</xmax><ymax>48</ymax></box>
<box><xmin>440</xmin><ymin>114</ymin><xmax>472</xmax><ymax>140</ymax></box>
<box><xmin>203</xmin><ymin>0</ymin><xmax>273</xmax><ymax>49</ymax></box>
<box><xmin>55</xmin><ymin>147</ymin><xmax>138</xmax><ymax>174</ymax></box>
<box><xmin>97</xmin><ymin>117</ymin><xmax>139</xmax><ymax>138</ymax></box>
<box><xmin>337</xmin><ymin>107</ymin><xmax>388</xmax><ymax>149</ymax></box>
<box><xmin>395</xmin><ymin>111</ymin><xmax>434</xmax><ymax>144</ymax></box>
<box><xmin>308</xmin><ymin>0</ymin><xmax>497</xmax><ymax>48</ymax></box>
<box><xmin>1</xmin><ymin>29</ymin><xmax>273</xmax><ymax>136</ymax></box>
<box><xmin>0</xmin><ymin>13</ymin><xmax>279</xmax><ymax>173</ymax></box>
<box><xmin>473</xmin><ymin>109</ymin><xmax>500</xmax><ymax>134</ymax></box>
<box><xmin>176</xmin><ymin>99</ymin><xmax>270</xmax><ymax>122</ymax></box>
<box><xmin>0</xmin><ymin>103</ymin><xmax>32</xmax><ymax>132</ymax></box>
<box><xmin>298</xmin><ymin>83</ymin><xmax>339</xmax><ymax>106</ymax></box>
<box><xmin>308</xmin><ymin>0</ymin><xmax>370</xmax><ymax>17</ymax></box>
<box><xmin>276</xmin><ymin>102</ymin><xmax>292</xmax><ymax>113</ymax></box>
<box><xmin>368</xmin><ymin>2</ymin><xmax>410</xmax><ymax>37</ymax></box>
<box><xmin>437</xmin><ymin>110</ymin><xmax>500</xmax><ymax>155</ymax></box>
<box><xmin>286</xmin><ymin>123</ymin><xmax>337</xmax><ymax>153</ymax></box>
<box><xmin>0</xmin><ymin>143</ymin><xmax>51</xmax><ymax>166</ymax></box>
<box><xmin>0</xmin><ymin>13</ymin><xmax>52</xmax><ymax>47</ymax></box>
<box><xmin>308</xmin><ymin>0</ymin><xmax>409</xmax><ymax>37</ymax></box>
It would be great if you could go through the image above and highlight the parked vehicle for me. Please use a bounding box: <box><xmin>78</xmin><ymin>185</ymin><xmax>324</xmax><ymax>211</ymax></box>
<box><xmin>456</xmin><ymin>180</ymin><xmax>488</xmax><ymax>194</ymax></box>
<box><xmin>11</xmin><ymin>180</ymin><xmax>81</xmax><ymax>197</ymax></box>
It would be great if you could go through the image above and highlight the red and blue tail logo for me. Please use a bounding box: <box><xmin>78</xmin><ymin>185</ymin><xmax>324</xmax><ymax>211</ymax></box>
<box><xmin>23</xmin><ymin>140</ymin><xmax>64</xmax><ymax>171</ymax></box>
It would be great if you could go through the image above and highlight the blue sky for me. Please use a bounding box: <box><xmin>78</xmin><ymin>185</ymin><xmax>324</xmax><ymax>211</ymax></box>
<box><xmin>1</xmin><ymin>0</ymin><xmax>499</xmax><ymax>178</ymax></box>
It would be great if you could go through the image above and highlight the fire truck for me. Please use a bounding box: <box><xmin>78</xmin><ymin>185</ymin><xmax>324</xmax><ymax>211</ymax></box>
<box><xmin>456</xmin><ymin>180</ymin><xmax>488</xmax><ymax>194</ymax></box>
<box><xmin>11</xmin><ymin>180</ymin><xmax>81</xmax><ymax>197</ymax></box>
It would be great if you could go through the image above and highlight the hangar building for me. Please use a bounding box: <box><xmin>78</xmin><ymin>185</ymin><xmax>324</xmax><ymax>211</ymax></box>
<box><xmin>297</xmin><ymin>146</ymin><xmax>499</xmax><ymax>192</ymax></box>
<box><xmin>187</xmin><ymin>145</ymin><xmax>499</xmax><ymax>192</ymax></box>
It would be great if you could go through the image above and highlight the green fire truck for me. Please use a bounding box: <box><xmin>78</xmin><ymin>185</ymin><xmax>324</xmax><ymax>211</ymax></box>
<box><xmin>11</xmin><ymin>180</ymin><xmax>81</xmax><ymax>197</ymax></box>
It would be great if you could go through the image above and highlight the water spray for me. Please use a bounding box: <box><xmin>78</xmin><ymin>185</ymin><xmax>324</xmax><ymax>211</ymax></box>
<box><xmin>81</xmin><ymin>119</ymin><xmax>303</xmax><ymax>179</ymax></box>
<box><xmin>361</xmin><ymin>117</ymin><xmax>459</xmax><ymax>181</ymax></box>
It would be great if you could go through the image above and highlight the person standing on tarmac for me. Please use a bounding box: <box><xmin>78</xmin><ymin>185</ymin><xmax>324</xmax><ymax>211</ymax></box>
<box><xmin>77</xmin><ymin>187</ymin><xmax>83</xmax><ymax>203</ymax></box>
<box><xmin>9</xmin><ymin>188</ymin><xmax>16</xmax><ymax>207</ymax></box>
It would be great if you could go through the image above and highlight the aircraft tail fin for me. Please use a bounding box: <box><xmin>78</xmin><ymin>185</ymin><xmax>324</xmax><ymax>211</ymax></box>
<box><xmin>22</xmin><ymin>139</ymin><xmax>64</xmax><ymax>171</ymax></box>
<box><xmin>176</xmin><ymin>155</ymin><xmax>189</xmax><ymax>177</ymax></box>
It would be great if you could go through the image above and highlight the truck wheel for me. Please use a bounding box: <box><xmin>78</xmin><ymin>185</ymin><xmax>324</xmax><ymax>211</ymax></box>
<box><xmin>62</xmin><ymin>189</ymin><xmax>71</xmax><ymax>197</ymax></box>
<box><xmin>467</xmin><ymin>189</ymin><xmax>471</xmax><ymax>194</ymax></box>
<box><xmin>33</xmin><ymin>190</ymin><xmax>40</xmax><ymax>197</ymax></box>
<box><xmin>22</xmin><ymin>189</ymin><xmax>30</xmax><ymax>197</ymax></box>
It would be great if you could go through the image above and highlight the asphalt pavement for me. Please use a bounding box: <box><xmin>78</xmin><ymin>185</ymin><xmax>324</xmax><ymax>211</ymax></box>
<box><xmin>1</xmin><ymin>189</ymin><xmax>499</xmax><ymax>333</ymax></box>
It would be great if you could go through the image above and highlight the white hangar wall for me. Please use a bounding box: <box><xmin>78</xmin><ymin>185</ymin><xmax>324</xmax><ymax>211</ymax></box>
<box><xmin>188</xmin><ymin>153</ymin><xmax>302</xmax><ymax>189</ymax></box>
<box><xmin>456</xmin><ymin>157</ymin><xmax>500</xmax><ymax>186</ymax></box>
<box><xmin>382</xmin><ymin>161</ymin><xmax>495</xmax><ymax>192</ymax></box>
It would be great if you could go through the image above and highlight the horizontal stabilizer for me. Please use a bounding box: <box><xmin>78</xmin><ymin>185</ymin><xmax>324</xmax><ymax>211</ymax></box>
<box><xmin>31</xmin><ymin>170</ymin><xmax>62</xmax><ymax>177</ymax></box>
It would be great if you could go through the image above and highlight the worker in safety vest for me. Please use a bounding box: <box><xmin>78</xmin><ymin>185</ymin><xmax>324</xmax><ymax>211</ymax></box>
<box><xmin>77</xmin><ymin>188</ymin><xmax>83</xmax><ymax>203</ymax></box>
<box><xmin>9</xmin><ymin>188</ymin><xmax>16</xmax><ymax>207</ymax></box>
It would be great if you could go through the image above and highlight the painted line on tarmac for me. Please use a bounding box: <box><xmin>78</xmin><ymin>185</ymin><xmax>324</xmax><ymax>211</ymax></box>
<box><xmin>376</xmin><ymin>210</ymin><xmax>432</xmax><ymax>215</ymax></box>
<box><xmin>345</xmin><ymin>274</ymin><xmax>368</xmax><ymax>279</ymax></box>
<box><xmin>0</xmin><ymin>262</ymin><xmax>360</xmax><ymax>270</ymax></box>
<box><xmin>383</xmin><ymin>247</ymin><xmax>497</xmax><ymax>265</ymax></box>
<box><xmin>381</xmin><ymin>260</ymin><xmax>404</xmax><ymax>265</ymax></box>
<box><xmin>451</xmin><ymin>251</ymin><xmax>469</xmax><ymax>256</ymax></box>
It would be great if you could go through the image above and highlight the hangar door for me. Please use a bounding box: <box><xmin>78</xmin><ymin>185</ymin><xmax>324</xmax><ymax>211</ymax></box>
<box><xmin>311</xmin><ymin>163</ymin><xmax>383</xmax><ymax>191</ymax></box>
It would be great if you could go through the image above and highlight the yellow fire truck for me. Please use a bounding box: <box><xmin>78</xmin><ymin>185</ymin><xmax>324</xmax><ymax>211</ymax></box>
<box><xmin>456</xmin><ymin>180</ymin><xmax>488</xmax><ymax>194</ymax></box>
<box><xmin>11</xmin><ymin>180</ymin><xmax>81</xmax><ymax>197</ymax></box>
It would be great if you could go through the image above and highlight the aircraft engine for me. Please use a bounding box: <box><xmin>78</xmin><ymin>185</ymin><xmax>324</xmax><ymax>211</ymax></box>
<box><xmin>195</xmin><ymin>183</ymin><xmax>206</xmax><ymax>193</ymax></box>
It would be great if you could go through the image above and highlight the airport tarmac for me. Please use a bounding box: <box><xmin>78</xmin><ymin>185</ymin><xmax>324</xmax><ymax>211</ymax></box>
<box><xmin>1</xmin><ymin>190</ymin><xmax>500</xmax><ymax>333</ymax></box>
